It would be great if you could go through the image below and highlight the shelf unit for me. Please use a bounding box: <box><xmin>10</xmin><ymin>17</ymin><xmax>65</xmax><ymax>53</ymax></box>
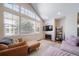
<box><xmin>55</xmin><ymin>27</ymin><xmax>63</xmax><ymax>41</ymax></box>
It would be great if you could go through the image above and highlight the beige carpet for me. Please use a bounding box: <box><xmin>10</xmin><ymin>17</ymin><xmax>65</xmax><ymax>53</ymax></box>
<box><xmin>29</xmin><ymin>40</ymin><xmax>61</xmax><ymax>56</ymax></box>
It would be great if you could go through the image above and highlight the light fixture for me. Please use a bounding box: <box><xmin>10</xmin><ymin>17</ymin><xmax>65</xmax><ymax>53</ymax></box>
<box><xmin>57</xmin><ymin>12</ymin><xmax>61</xmax><ymax>15</ymax></box>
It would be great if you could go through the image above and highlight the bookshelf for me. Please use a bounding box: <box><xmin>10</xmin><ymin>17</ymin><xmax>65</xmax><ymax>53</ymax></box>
<box><xmin>55</xmin><ymin>27</ymin><xmax>63</xmax><ymax>41</ymax></box>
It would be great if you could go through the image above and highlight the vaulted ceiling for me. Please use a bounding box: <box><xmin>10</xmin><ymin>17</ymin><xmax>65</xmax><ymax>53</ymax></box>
<box><xmin>31</xmin><ymin>3</ymin><xmax>79</xmax><ymax>21</ymax></box>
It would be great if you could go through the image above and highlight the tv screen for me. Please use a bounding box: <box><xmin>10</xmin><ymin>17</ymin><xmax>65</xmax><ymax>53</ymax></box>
<box><xmin>43</xmin><ymin>25</ymin><xmax>53</xmax><ymax>31</ymax></box>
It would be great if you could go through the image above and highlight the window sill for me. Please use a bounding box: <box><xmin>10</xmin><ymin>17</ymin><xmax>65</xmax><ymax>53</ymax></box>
<box><xmin>20</xmin><ymin>32</ymin><xmax>40</xmax><ymax>36</ymax></box>
<box><xmin>4</xmin><ymin>32</ymin><xmax>40</xmax><ymax>37</ymax></box>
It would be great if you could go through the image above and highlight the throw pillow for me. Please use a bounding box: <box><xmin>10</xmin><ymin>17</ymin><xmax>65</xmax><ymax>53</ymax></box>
<box><xmin>8</xmin><ymin>41</ymin><xmax>27</xmax><ymax>48</ymax></box>
<box><xmin>18</xmin><ymin>38</ymin><xmax>23</xmax><ymax>42</ymax></box>
<box><xmin>0</xmin><ymin>37</ymin><xmax>13</xmax><ymax>45</ymax></box>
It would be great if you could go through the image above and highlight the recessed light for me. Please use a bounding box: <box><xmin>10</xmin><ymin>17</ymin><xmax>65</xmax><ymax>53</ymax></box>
<box><xmin>57</xmin><ymin>12</ymin><xmax>61</xmax><ymax>15</ymax></box>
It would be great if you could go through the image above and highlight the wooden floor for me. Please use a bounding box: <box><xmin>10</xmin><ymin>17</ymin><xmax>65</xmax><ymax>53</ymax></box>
<box><xmin>29</xmin><ymin>39</ymin><xmax>61</xmax><ymax>56</ymax></box>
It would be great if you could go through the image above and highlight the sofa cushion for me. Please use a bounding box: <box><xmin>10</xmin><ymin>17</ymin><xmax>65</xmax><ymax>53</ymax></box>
<box><xmin>8</xmin><ymin>41</ymin><xmax>27</xmax><ymax>48</ymax></box>
<box><xmin>42</xmin><ymin>46</ymin><xmax>75</xmax><ymax>56</ymax></box>
<box><xmin>66</xmin><ymin>36</ymin><xmax>79</xmax><ymax>46</ymax></box>
<box><xmin>0</xmin><ymin>44</ymin><xmax>8</xmax><ymax>50</ymax></box>
<box><xmin>61</xmin><ymin>41</ymin><xmax>79</xmax><ymax>55</ymax></box>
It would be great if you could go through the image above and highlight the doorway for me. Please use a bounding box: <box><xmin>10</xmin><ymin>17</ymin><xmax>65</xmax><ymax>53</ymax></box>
<box><xmin>55</xmin><ymin>18</ymin><xmax>65</xmax><ymax>41</ymax></box>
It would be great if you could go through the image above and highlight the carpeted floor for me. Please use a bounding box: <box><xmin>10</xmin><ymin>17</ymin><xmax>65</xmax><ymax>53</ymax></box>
<box><xmin>29</xmin><ymin>40</ymin><xmax>61</xmax><ymax>56</ymax></box>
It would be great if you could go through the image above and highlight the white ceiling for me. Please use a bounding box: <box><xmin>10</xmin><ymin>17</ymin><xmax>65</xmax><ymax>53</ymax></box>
<box><xmin>32</xmin><ymin>3</ymin><xmax>79</xmax><ymax>21</ymax></box>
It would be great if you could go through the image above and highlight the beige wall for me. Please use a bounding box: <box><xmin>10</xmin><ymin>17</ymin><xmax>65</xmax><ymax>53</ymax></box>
<box><xmin>55</xmin><ymin>20</ymin><xmax>60</xmax><ymax>27</ymax></box>
<box><xmin>0</xmin><ymin>4</ymin><xmax>4</xmax><ymax>39</ymax></box>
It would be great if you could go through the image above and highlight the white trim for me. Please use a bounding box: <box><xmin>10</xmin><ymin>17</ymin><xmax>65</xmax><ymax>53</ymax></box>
<box><xmin>4</xmin><ymin>32</ymin><xmax>40</xmax><ymax>37</ymax></box>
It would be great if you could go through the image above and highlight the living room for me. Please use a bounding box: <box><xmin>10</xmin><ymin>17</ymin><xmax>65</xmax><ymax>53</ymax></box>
<box><xmin>0</xmin><ymin>3</ymin><xmax>79</xmax><ymax>56</ymax></box>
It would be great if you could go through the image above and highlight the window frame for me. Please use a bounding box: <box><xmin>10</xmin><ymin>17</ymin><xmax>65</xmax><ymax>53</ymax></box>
<box><xmin>3</xmin><ymin>3</ymin><xmax>41</xmax><ymax>36</ymax></box>
<box><xmin>4</xmin><ymin>12</ymin><xmax>19</xmax><ymax>36</ymax></box>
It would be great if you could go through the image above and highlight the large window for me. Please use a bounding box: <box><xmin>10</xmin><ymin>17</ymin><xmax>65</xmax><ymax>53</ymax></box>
<box><xmin>4</xmin><ymin>3</ymin><xmax>13</xmax><ymax>9</ymax></box>
<box><xmin>4</xmin><ymin>3</ymin><xmax>40</xmax><ymax>20</ymax></box>
<box><xmin>21</xmin><ymin>6</ymin><xmax>36</xmax><ymax>19</ymax></box>
<box><xmin>35</xmin><ymin>22</ymin><xmax>40</xmax><ymax>32</ymax></box>
<box><xmin>3</xmin><ymin>3</ymin><xmax>41</xmax><ymax>36</ymax></box>
<box><xmin>4</xmin><ymin>12</ymin><xmax>19</xmax><ymax>36</ymax></box>
<box><xmin>13</xmin><ymin>4</ymin><xmax>20</xmax><ymax>12</ymax></box>
<box><xmin>4</xmin><ymin>3</ymin><xmax>20</xmax><ymax>12</ymax></box>
<box><xmin>20</xmin><ymin>17</ymin><xmax>35</xmax><ymax>34</ymax></box>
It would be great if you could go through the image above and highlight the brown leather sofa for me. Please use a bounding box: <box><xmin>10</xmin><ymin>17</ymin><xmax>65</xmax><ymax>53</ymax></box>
<box><xmin>0</xmin><ymin>38</ymin><xmax>40</xmax><ymax>56</ymax></box>
<box><xmin>0</xmin><ymin>41</ymin><xmax>28</xmax><ymax>56</ymax></box>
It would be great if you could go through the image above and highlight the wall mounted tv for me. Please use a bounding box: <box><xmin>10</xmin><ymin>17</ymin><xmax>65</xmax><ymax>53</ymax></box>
<box><xmin>43</xmin><ymin>25</ymin><xmax>53</xmax><ymax>31</ymax></box>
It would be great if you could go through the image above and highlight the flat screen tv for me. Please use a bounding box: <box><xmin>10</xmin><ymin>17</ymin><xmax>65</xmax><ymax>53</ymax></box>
<box><xmin>43</xmin><ymin>25</ymin><xmax>53</xmax><ymax>31</ymax></box>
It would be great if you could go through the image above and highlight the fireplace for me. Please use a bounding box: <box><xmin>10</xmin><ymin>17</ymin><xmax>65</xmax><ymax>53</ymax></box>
<box><xmin>45</xmin><ymin>34</ymin><xmax>52</xmax><ymax>40</ymax></box>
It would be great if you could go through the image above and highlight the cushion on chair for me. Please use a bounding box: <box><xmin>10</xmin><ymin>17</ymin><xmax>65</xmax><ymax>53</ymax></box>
<box><xmin>8</xmin><ymin>41</ymin><xmax>27</xmax><ymax>48</ymax></box>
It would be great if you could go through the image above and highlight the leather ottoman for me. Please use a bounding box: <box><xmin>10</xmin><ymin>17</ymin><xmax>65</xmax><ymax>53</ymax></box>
<box><xmin>27</xmin><ymin>41</ymin><xmax>40</xmax><ymax>53</ymax></box>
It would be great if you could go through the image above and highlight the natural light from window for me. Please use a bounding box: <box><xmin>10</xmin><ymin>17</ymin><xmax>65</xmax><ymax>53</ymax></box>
<box><xmin>3</xmin><ymin>3</ymin><xmax>41</xmax><ymax>36</ymax></box>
